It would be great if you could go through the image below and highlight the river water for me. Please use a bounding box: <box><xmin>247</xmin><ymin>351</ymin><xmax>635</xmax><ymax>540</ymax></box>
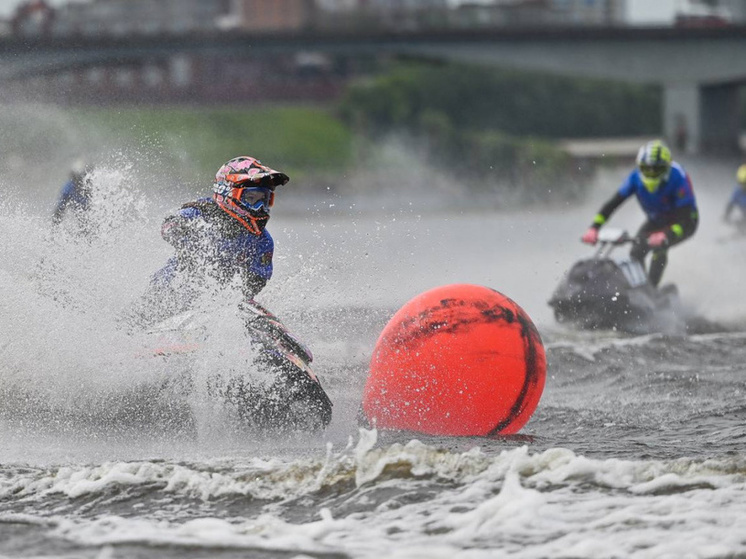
<box><xmin>1</xmin><ymin>157</ymin><xmax>745</xmax><ymax>558</ymax></box>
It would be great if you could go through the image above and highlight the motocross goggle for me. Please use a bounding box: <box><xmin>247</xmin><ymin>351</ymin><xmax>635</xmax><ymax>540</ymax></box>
<box><xmin>233</xmin><ymin>185</ymin><xmax>275</xmax><ymax>213</ymax></box>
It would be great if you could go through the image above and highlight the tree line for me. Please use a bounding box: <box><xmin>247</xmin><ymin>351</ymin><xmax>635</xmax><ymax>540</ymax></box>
<box><xmin>338</xmin><ymin>61</ymin><xmax>661</xmax><ymax>204</ymax></box>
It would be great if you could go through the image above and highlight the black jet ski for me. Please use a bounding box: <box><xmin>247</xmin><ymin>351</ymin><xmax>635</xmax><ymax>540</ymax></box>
<box><xmin>548</xmin><ymin>228</ymin><xmax>684</xmax><ymax>335</ymax></box>
<box><xmin>145</xmin><ymin>299</ymin><xmax>332</xmax><ymax>432</ymax></box>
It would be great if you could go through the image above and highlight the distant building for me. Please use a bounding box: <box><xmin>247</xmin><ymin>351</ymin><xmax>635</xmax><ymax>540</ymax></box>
<box><xmin>363</xmin><ymin>0</ymin><xmax>451</xmax><ymax>29</ymax></box>
<box><xmin>50</xmin><ymin>0</ymin><xmax>230</xmax><ymax>37</ymax></box>
<box><xmin>226</xmin><ymin>0</ymin><xmax>317</xmax><ymax>31</ymax></box>
<box><xmin>7</xmin><ymin>0</ymin><xmax>342</xmax><ymax>106</ymax></box>
<box><xmin>721</xmin><ymin>0</ymin><xmax>746</xmax><ymax>22</ymax></box>
<box><xmin>11</xmin><ymin>0</ymin><xmax>54</xmax><ymax>37</ymax></box>
<box><xmin>14</xmin><ymin>0</ymin><xmax>635</xmax><ymax>38</ymax></box>
<box><xmin>313</xmin><ymin>0</ymin><xmax>456</xmax><ymax>30</ymax></box>
<box><xmin>449</xmin><ymin>0</ymin><xmax>627</xmax><ymax>28</ymax></box>
<box><xmin>316</xmin><ymin>0</ymin><xmax>359</xmax><ymax>9</ymax></box>
<box><xmin>47</xmin><ymin>0</ymin><xmax>319</xmax><ymax>36</ymax></box>
<box><xmin>675</xmin><ymin>0</ymin><xmax>734</xmax><ymax>26</ymax></box>
<box><xmin>2</xmin><ymin>0</ymin><xmax>681</xmax><ymax>108</ymax></box>
<box><xmin>557</xmin><ymin>0</ymin><xmax>627</xmax><ymax>25</ymax></box>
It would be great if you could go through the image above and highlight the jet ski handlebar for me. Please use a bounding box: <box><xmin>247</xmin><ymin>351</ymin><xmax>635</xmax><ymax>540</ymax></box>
<box><xmin>596</xmin><ymin>228</ymin><xmax>633</xmax><ymax>245</ymax></box>
<box><xmin>593</xmin><ymin>228</ymin><xmax>636</xmax><ymax>257</ymax></box>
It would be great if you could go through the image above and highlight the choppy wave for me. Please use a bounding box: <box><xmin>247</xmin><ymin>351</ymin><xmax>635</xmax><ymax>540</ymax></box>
<box><xmin>3</xmin><ymin>156</ymin><xmax>746</xmax><ymax>558</ymax></box>
<box><xmin>1</xmin><ymin>429</ymin><xmax>745</xmax><ymax>558</ymax></box>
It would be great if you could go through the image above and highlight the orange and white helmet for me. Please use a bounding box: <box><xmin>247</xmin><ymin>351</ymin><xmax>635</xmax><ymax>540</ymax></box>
<box><xmin>212</xmin><ymin>156</ymin><xmax>289</xmax><ymax>235</ymax></box>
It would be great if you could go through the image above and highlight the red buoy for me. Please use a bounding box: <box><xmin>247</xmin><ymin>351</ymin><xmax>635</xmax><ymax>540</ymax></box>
<box><xmin>362</xmin><ymin>284</ymin><xmax>546</xmax><ymax>436</ymax></box>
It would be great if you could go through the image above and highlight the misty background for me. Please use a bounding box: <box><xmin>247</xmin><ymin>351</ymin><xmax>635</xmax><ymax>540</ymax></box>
<box><xmin>0</xmin><ymin>0</ymin><xmax>687</xmax><ymax>21</ymax></box>
<box><xmin>1</xmin><ymin>0</ymin><xmax>745</xmax><ymax>338</ymax></box>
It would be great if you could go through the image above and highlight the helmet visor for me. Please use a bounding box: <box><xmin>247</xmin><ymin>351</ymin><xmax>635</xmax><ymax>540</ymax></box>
<box><xmin>236</xmin><ymin>186</ymin><xmax>274</xmax><ymax>212</ymax></box>
<box><xmin>639</xmin><ymin>163</ymin><xmax>667</xmax><ymax>180</ymax></box>
<box><xmin>225</xmin><ymin>170</ymin><xmax>289</xmax><ymax>188</ymax></box>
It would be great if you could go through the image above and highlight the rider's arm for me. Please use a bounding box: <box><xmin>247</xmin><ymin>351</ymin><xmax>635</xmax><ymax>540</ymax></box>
<box><xmin>724</xmin><ymin>188</ymin><xmax>738</xmax><ymax>220</ymax></box>
<box><xmin>724</xmin><ymin>201</ymin><xmax>734</xmax><ymax>221</ymax></box>
<box><xmin>242</xmin><ymin>272</ymin><xmax>268</xmax><ymax>300</ymax></box>
<box><xmin>589</xmin><ymin>192</ymin><xmax>627</xmax><ymax>230</ymax></box>
<box><xmin>240</xmin><ymin>233</ymin><xmax>273</xmax><ymax>301</ymax></box>
<box><xmin>161</xmin><ymin>207</ymin><xmax>204</xmax><ymax>250</ymax></box>
<box><xmin>588</xmin><ymin>171</ymin><xmax>636</xmax><ymax>229</ymax></box>
<box><xmin>665</xmin><ymin>205</ymin><xmax>699</xmax><ymax>243</ymax></box>
<box><xmin>664</xmin><ymin>169</ymin><xmax>698</xmax><ymax>241</ymax></box>
<box><xmin>52</xmin><ymin>180</ymin><xmax>75</xmax><ymax>224</ymax></box>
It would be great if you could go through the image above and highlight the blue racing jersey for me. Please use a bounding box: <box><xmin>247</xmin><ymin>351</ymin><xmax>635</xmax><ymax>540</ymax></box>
<box><xmin>617</xmin><ymin>162</ymin><xmax>697</xmax><ymax>223</ymax></box>
<box><xmin>152</xmin><ymin>198</ymin><xmax>273</xmax><ymax>301</ymax></box>
<box><xmin>727</xmin><ymin>185</ymin><xmax>746</xmax><ymax>210</ymax></box>
<box><xmin>52</xmin><ymin>177</ymin><xmax>92</xmax><ymax>224</ymax></box>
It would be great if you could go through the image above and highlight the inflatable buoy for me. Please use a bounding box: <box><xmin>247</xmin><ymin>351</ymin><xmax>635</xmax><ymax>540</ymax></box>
<box><xmin>362</xmin><ymin>284</ymin><xmax>546</xmax><ymax>436</ymax></box>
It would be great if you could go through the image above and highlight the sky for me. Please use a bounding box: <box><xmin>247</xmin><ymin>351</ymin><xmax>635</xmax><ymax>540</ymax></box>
<box><xmin>0</xmin><ymin>0</ymin><xmax>679</xmax><ymax>23</ymax></box>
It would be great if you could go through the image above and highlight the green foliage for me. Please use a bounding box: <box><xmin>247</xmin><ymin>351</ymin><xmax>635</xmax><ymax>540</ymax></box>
<box><xmin>339</xmin><ymin>61</ymin><xmax>658</xmax><ymax>203</ymax></box>
<box><xmin>340</xmin><ymin>61</ymin><xmax>661</xmax><ymax>138</ymax></box>
<box><xmin>73</xmin><ymin>106</ymin><xmax>354</xmax><ymax>185</ymax></box>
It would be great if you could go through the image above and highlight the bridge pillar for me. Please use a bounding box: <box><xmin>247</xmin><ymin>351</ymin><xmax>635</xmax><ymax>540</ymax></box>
<box><xmin>663</xmin><ymin>84</ymin><xmax>699</xmax><ymax>155</ymax></box>
<box><xmin>663</xmin><ymin>82</ymin><xmax>740</xmax><ymax>155</ymax></box>
<box><xmin>701</xmin><ymin>83</ymin><xmax>741</xmax><ymax>155</ymax></box>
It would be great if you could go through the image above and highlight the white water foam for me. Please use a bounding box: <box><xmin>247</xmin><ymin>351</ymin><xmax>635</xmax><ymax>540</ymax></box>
<box><xmin>3</xmin><ymin>429</ymin><xmax>742</xmax><ymax>558</ymax></box>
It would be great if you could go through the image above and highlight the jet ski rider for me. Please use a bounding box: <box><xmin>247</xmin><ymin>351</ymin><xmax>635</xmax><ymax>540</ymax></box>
<box><xmin>722</xmin><ymin>164</ymin><xmax>746</xmax><ymax>234</ymax></box>
<box><xmin>132</xmin><ymin>156</ymin><xmax>289</xmax><ymax>326</ymax></box>
<box><xmin>581</xmin><ymin>140</ymin><xmax>698</xmax><ymax>287</ymax></box>
<box><xmin>52</xmin><ymin>159</ymin><xmax>95</xmax><ymax>232</ymax></box>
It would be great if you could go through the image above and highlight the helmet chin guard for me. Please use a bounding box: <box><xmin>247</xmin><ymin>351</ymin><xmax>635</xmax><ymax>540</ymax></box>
<box><xmin>212</xmin><ymin>193</ymin><xmax>269</xmax><ymax>235</ymax></box>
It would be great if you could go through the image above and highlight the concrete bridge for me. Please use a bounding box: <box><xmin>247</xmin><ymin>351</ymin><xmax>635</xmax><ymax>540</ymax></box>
<box><xmin>2</xmin><ymin>26</ymin><xmax>745</xmax><ymax>154</ymax></box>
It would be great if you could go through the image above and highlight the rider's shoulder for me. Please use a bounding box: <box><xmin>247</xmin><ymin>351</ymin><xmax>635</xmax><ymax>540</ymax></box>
<box><xmin>669</xmin><ymin>161</ymin><xmax>689</xmax><ymax>178</ymax></box>
<box><xmin>664</xmin><ymin>161</ymin><xmax>694</xmax><ymax>185</ymax></box>
<box><xmin>58</xmin><ymin>179</ymin><xmax>77</xmax><ymax>197</ymax></box>
<box><xmin>239</xmin><ymin>227</ymin><xmax>273</xmax><ymax>243</ymax></box>
<box><xmin>176</xmin><ymin>197</ymin><xmax>216</xmax><ymax>219</ymax></box>
<box><xmin>234</xmin><ymin>229</ymin><xmax>273</xmax><ymax>255</ymax></box>
<box><xmin>619</xmin><ymin>168</ymin><xmax>640</xmax><ymax>189</ymax></box>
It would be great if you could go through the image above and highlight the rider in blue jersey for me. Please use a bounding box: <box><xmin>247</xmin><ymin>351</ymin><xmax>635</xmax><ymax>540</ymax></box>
<box><xmin>52</xmin><ymin>160</ymin><xmax>94</xmax><ymax>230</ymax></box>
<box><xmin>723</xmin><ymin>164</ymin><xmax>746</xmax><ymax>233</ymax></box>
<box><xmin>135</xmin><ymin>156</ymin><xmax>289</xmax><ymax>326</ymax></box>
<box><xmin>581</xmin><ymin>140</ymin><xmax>698</xmax><ymax>287</ymax></box>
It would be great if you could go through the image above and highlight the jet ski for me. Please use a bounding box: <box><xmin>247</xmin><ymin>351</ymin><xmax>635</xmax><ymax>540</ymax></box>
<box><xmin>145</xmin><ymin>299</ymin><xmax>333</xmax><ymax>432</ymax></box>
<box><xmin>548</xmin><ymin>228</ymin><xmax>684</xmax><ymax>335</ymax></box>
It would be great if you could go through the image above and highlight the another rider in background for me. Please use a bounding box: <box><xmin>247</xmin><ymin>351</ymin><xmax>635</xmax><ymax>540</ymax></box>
<box><xmin>52</xmin><ymin>160</ymin><xmax>94</xmax><ymax>230</ymax></box>
<box><xmin>722</xmin><ymin>164</ymin><xmax>746</xmax><ymax>234</ymax></box>
<box><xmin>581</xmin><ymin>140</ymin><xmax>699</xmax><ymax>288</ymax></box>
<box><xmin>132</xmin><ymin>156</ymin><xmax>289</xmax><ymax>327</ymax></box>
